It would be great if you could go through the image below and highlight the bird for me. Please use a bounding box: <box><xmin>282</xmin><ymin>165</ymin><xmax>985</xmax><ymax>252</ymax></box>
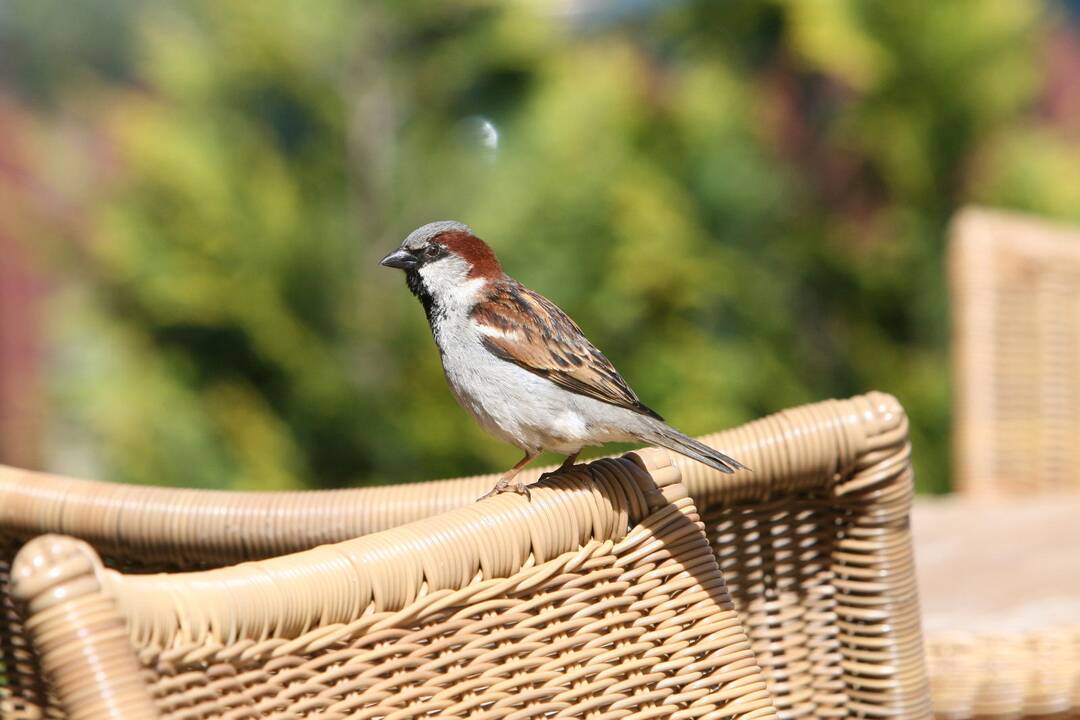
<box><xmin>380</xmin><ymin>221</ymin><xmax>747</xmax><ymax>499</ymax></box>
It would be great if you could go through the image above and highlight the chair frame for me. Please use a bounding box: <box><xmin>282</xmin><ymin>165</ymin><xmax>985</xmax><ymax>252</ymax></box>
<box><xmin>2</xmin><ymin>392</ymin><xmax>931</xmax><ymax>718</ymax></box>
<box><xmin>14</xmin><ymin>451</ymin><xmax>780</xmax><ymax>719</ymax></box>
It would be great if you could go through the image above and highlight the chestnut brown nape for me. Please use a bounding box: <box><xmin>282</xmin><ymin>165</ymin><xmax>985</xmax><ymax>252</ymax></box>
<box><xmin>438</xmin><ymin>230</ymin><xmax>503</xmax><ymax>279</ymax></box>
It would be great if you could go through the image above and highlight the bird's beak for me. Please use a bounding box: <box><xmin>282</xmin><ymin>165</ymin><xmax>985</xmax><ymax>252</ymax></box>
<box><xmin>379</xmin><ymin>248</ymin><xmax>418</xmax><ymax>270</ymax></box>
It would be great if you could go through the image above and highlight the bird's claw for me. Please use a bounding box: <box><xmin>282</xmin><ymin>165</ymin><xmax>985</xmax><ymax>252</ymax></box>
<box><xmin>476</xmin><ymin>477</ymin><xmax>507</xmax><ymax>501</ymax></box>
<box><xmin>476</xmin><ymin>478</ymin><xmax>532</xmax><ymax>502</ymax></box>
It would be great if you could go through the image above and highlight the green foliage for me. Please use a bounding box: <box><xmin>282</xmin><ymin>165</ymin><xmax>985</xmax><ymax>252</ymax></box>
<box><xmin>4</xmin><ymin>0</ymin><xmax>1079</xmax><ymax>492</ymax></box>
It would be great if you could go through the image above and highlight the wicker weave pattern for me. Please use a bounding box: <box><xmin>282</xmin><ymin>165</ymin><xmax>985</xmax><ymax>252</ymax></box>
<box><xmin>685</xmin><ymin>394</ymin><xmax>925</xmax><ymax>719</ymax></box>
<box><xmin>914</xmin><ymin>493</ymin><xmax>1080</xmax><ymax>720</ymax></box>
<box><xmin>2</xmin><ymin>393</ymin><xmax>929</xmax><ymax>718</ymax></box>
<box><xmin>927</xmin><ymin>628</ymin><xmax>1080</xmax><ymax>720</ymax></box>
<box><xmin>950</xmin><ymin>207</ymin><xmax>1080</xmax><ymax>495</ymax></box>
<box><xmin>12</xmin><ymin>452</ymin><xmax>778</xmax><ymax>720</ymax></box>
<box><xmin>10</xmin><ymin>535</ymin><xmax>160</xmax><ymax>720</ymax></box>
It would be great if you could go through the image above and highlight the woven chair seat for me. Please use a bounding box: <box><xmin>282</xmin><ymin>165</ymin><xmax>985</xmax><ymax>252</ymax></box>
<box><xmin>2</xmin><ymin>392</ymin><xmax>931</xmax><ymax>718</ymax></box>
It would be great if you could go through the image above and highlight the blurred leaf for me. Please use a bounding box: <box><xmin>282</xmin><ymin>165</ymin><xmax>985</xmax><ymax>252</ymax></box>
<box><xmin>1</xmin><ymin>0</ymin><xmax>1075</xmax><ymax>496</ymax></box>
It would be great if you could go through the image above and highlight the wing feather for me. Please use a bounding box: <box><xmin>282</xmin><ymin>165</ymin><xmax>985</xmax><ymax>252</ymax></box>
<box><xmin>474</xmin><ymin>281</ymin><xmax>663</xmax><ymax>420</ymax></box>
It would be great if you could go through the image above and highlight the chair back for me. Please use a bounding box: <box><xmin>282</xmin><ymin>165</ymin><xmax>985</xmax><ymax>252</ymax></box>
<box><xmin>950</xmin><ymin>207</ymin><xmax>1080</xmax><ymax>495</ymax></box>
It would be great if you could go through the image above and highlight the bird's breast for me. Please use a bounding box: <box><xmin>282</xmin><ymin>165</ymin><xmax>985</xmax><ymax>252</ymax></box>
<box><xmin>430</xmin><ymin>316</ymin><xmax>642</xmax><ymax>453</ymax></box>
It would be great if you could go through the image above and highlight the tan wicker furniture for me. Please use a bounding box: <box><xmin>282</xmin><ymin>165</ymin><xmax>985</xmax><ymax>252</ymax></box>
<box><xmin>12</xmin><ymin>451</ymin><xmax>779</xmax><ymax>719</ymax></box>
<box><xmin>949</xmin><ymin>207</ymin><xmax>1080</xmax><ymax>496</ymax></box>
<box><xmin>946</xmin><ymin>207</ymin><xmax>1080</xmax><ymax>717</ymax></box>
<box><xmin>914</xmin><ymin>494</ymin><xmax>1080</xmax><ymax>719</ymax></box>
<box><xmin>2</xmin><ymin>392</ymin><xmax>931</xmax><ymax>718</ymax></box>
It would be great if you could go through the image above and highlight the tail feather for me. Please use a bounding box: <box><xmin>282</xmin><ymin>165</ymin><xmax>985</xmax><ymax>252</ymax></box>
<box><xmin>643</xmin><ymin>422</ymin><xmax>748</xmax><ymax>474</ymax></box>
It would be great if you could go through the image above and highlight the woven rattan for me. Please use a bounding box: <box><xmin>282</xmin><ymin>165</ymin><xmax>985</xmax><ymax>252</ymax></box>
<box><xmin>927</xmin><ymin>628</ymin><xmax>1080</xmax><ymax>720</ymax></box>
<box><xmin>2</xmin><ymin>392</ymin><xmax>930</xmax><ymax>718</ymax></box>
<box><xmin>8</xmin><ymin>535</ymin><xmax>160</xmax><ymax>720</ymax></box>
<box><xmin>915</xmin><ymin>494</ymin><xmax>1080</xmax><ymax>719</ymax></box>
<box><xmin>13</xmin><ymin>451</ymin><xmax>778</xmax><ymax>719</ymax></box>
<box><xmin>950</xmin><ymin>206</ymin><xmax>1080</xmax><ymax>496</ymax></box>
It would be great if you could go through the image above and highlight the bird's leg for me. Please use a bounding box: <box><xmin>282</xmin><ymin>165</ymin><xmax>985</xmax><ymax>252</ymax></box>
<box><xmin>538</xmin><ymin>451</ymin><xmax>581</xmax><ymax>483</ymax></box>
<box><xmin>556</xmin><ymin>451</ymin><xmax>581</xmax><ymax>472</ymax></box>
<box><xmin>477</xmin><ymin>451</ymin><xmax>539</xmax><ymax>501</ymax></box>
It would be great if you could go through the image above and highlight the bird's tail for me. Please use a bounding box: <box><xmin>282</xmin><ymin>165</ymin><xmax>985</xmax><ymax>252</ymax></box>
<box><xmin>639</xmin><ymin>420</ymin><xmax>748</xmax><ymax>474</ymax></box>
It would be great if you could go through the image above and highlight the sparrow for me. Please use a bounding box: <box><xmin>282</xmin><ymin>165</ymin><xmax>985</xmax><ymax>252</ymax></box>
<box><xmin>381</xmin><ymin>221</ymin><xmax>746</xmax><ymax>499</ymax></box>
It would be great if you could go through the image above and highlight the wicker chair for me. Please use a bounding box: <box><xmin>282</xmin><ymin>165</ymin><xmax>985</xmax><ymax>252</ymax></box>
<box><xmin>927</xmin><ymin>630</ymin><xmax>1080</xmax><ymax>720</ymax></box>
<box><xmin>11</xmin><ymin>451</ymin><xmax>780</xmax><ymax>719</ymax></box>
<box><xmin>949</xmin><ymin>206</ymin><xmax>1080</xmax><ymax>496</ymax></box>
<box><xmin>944</xmin><ymin>206</ymin><xmax>1080</xmax><ymax>719</ymax></box>
<box><xmin>915</xmin><ymin>493</ymin><xmax>1080</xmax><ymax>720</ymax></box>
<box><xmin>2</xmin><ymin>392</ymin><xmax>931</xmax><ymax>718</ymax></box>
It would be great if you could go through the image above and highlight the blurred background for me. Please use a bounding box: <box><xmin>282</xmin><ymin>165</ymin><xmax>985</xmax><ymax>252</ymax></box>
<box><xmin>1</xmin><ymin>0</ymin><xmax>1078</xmax><ymax>493</ymax></box>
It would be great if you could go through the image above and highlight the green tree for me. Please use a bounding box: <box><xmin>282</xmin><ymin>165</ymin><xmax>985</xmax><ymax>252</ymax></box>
<box><xmin>2</xmin><ymin>0</ymin><xmax>1076</xmax><ymax>492</ymax></box>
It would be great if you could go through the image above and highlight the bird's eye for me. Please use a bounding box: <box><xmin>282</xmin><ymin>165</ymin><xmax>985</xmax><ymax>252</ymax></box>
<box><xmin>424</xmin><ymin>245</ymin><xmax>441</xmax><ymax>259</ymax></box>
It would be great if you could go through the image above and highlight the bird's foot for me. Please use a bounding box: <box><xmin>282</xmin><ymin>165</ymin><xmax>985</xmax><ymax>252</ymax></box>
<box><xmin>511</xmin><ymin>480</ymin><xmax>532</xmax><ymax>499</ymax></box>
<box><xmin>476</xmin><ymin>479</ymin><xmax>506</xmax><ymax>501</ymax></box>
<box><xmin>476</xmin><ymin>477</ymin><xmax>532</xmax><ymax>502</ymax></box>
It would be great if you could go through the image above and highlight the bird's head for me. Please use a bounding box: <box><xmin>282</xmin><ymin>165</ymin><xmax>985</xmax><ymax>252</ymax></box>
<box><xmin>381</xmin><ymin>221</ymin><xmax>503</xmax><ymax>311</ymax></box>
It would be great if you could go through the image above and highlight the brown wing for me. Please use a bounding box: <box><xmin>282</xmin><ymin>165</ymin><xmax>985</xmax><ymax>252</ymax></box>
<box><xmin>473</xmin><ymin>281</ymin><xmax>663</xmax><ymax>420</ymax></box>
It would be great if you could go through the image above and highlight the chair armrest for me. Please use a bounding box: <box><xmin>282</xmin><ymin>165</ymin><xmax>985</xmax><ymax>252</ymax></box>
<box><xmin>11</xmin><ymin>534</ymin><xmax>160</xmax><ymax>720</ymax></box>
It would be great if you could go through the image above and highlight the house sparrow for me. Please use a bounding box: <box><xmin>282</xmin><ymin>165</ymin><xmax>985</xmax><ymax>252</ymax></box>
<box><xmin>381</xmin><ymin>221</ymin><xmax>746</xmax><ymax>499</ymax></box>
